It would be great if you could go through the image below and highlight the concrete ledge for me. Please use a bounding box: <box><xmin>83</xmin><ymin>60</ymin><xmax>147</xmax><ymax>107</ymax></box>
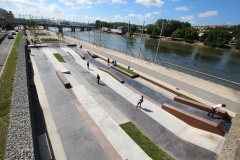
<box><xmin>67</xmin><ymin>44</ymin><xmax>77</xmax><ymax>47</ymax></box>
<box><xmin>38</xmin><ymin>133</ymin><xmax>53</xmax><ymax>160</ymax></box>
<box><xmin>87</xmin><ymin>51</ymin><xmax>98</xmax><ymax>58</ymax></box>
<box><xmin>140</xmin><ymin>75</ymin><xmax>180</xmax><ymax>95</ymax></box>
<box><xmin>111</xmin><ymin>66</ymin><xmax>139</xmax><ymax>78</ymax></box>
<box><xmin>66</xmin><ymin>51</ymin><xmax>75</xmax><ymax>60</ymax></box>
<box><xmin>28</xmin><ymin>44</ymin><xmax>48</xmax><ymax>48</ymax></box>
<box><xmin>174</xmin><ymin>96</ymin><xmax>230</xmax><ymax>118</ymax></box>
<box><xmin>75</xmin><ymin>50</ymin><xmax>85</xmax><ymax>60</ymax></box>
<box><xmin>98</xmin><ymin>67</ymin><xmax>124</xmax><ymax>83</ymax></box>
<box><xmin>56</xmin><ymin>71</ymin><xmax>72</xmax><ymax>88</ymax></box>
<box><xmin>162</xmin><ymin>103</ymin><xmax>225</xmax><ymax>136</ymax></box>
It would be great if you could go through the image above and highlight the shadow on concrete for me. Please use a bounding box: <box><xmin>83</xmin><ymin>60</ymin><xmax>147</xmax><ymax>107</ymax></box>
<box><xmin>99</xmin><ymin>82</ymin><xmax>106</xmax><ymax>86</ymax></box>
<box><xmin>27</xmin><ymin>46</ymin><xmax>56</xmax><ymax>160</ymax></box>
<box><xmin>140</xmin><ymin>107</ymin><xmax>153</xmax><ymax>113</ymax></box>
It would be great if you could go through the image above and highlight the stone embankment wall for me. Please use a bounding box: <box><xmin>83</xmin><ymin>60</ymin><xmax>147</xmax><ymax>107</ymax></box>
<box><xmin>4</xmin><ymin>32</ymin><xmax>35</xmax><ymax>159</ymax></box>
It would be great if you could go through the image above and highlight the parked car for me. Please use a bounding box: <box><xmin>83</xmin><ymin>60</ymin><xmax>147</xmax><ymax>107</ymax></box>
<box><xmin>7</xmin><ymin>34</ymin><xmax>14</xmax><ymax>39</ymax></box>
<box><xmin>11</xmin><ymin>32</ymin><xmax>16</xmax><ymax>35</ymax></box>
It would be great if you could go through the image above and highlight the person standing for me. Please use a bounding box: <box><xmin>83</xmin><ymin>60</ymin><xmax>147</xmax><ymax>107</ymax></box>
<box><xmin>208</xmin><ymin>104</ymin><xmax>226</xmax><ymax>118</ymax></box>
<box><xmin>87</xmin><ymin>61</ymin><xmax>89</xmax><ymax>69</ymax></box>
<box><xmin>107</xmin><ymin>58</ymin><xmax>110</xmax><ymax>66</ymax></box>
<box><xmin>96</xmin><ymin>74</ymin><xmax>100</xmax><ymax>84</ymax></box>
<box><xmin>136</xmin><ymin>95</ymin><xmax>144</xmax><ymax>108</ymax></box>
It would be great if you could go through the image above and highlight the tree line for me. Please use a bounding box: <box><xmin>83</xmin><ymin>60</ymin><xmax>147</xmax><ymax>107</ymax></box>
<box><xmin>94</xmin><ymin>19</ymin><xmax>240</xmax><ymax>50</ymax></box>
<box><xmin>146</xmin><ymin>19</ymin><xmax>240</xmax><ymax>49</ymax></box>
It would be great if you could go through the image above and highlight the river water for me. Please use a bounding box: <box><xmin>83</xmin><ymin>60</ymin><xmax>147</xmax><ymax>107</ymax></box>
<box><xmin>52</xmin><ymin>28</ymin><xmax>240</xmax><ymax>84</ymax></box>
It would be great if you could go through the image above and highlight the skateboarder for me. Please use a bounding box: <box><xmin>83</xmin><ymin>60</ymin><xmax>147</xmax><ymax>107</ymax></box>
<box><xmin>136</xmin><ymin>95</ymin><xmax>144</xmax><ymax>108</ymax></box>
<box><xmin>208</xmin><ymin>104</ymin><xmax>226</xmax><ymax>118</ymax></box>
<box><xmin>96</xmin><ymin>74</ymin><xmax>100</xmax><ymax>84</ymax></box>
<box><xmin>87</xmin><ymin>61</ymin><xmax>89</xmax><ymax>69</ymax></box>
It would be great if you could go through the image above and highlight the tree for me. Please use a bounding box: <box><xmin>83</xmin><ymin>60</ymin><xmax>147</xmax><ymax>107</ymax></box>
<box><xmin>204</xmin><ymin>28</ymin><xmax>231</xmax><ymax>47</ymax></box>
<box><xmin>171</xmin><ymin>29</ymin><xmax>184</xmax><ymax>40</ymax></box>
<box><xmin>236</xmin><ymin>38</ymin><xmax>240</xmax><ymax>49</ymax></box>
<box><xmin>146</xmin><ymin>24</ymin><xmax>154</xmax><ymax>35</ymax></box>
<box><xmin>129</xmin><ymin>24</ymin><xmax>138</xmax><ymax>35</ymax></box>
<box><xmin>184</xmin><ymin>27</ymin><xmax>198</xmax><ymax>43</ymax></box>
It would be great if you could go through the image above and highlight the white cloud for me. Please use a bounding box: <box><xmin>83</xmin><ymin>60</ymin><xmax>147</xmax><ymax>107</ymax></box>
<box><xmin>128</xmin><ymin>14</ymin><xmax>136</xmax><ymax>17</ymax></box>
<box><xmin>135</xmin><ymin>0</ymin><xmax>164</xmax><ymax>7</ymax></box>
<box><xmin>153</xmin><ymin>11</ymin><xmax>160</xmax><ymax>14</ymax></box>
<box><xmin>198</xmin><ymin>11</ymin><xmax>218</xmax><ymax>18</ymax></box>
<box><xmin>59</xmin><ymin>0</ymin><xmax>126</xmax><ymax>9</ymax></box>
<box><xmin>180</xmin><ymin>15</ymin><xmax>194</xmax><ymax>21</ymax></box>
<box><xmin>111</xmin><ymin>0</ymin><xmax>127</xmax><ymax>4</ymax></box>
<box><xmin>175</xmin><ymin>6</ymin><xmax>189</xmax><ymax>11</ymax></box>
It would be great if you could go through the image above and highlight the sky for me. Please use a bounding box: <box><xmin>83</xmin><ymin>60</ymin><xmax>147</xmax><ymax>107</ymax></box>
<box><xmin>0</xmin><ymin>0</ymin><xmax>240</xmax><ymax>26</ymax></box>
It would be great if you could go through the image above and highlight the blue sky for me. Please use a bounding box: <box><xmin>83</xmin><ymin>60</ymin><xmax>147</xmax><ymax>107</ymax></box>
<box><xmin>1</xmin><ymin>0</ymin><xmax>239</xmax><ymax>26</ymax></box>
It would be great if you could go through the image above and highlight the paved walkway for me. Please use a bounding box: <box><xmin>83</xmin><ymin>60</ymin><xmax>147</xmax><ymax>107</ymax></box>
<box><xmin>28</xmin><ymin>30</ymin><xmax>240</xmax><ymax>160</ymax></box>
<box><xmin>38</xmin><ymin>44</ymin><xmax>225</xmax><ymax>159</ymax></box>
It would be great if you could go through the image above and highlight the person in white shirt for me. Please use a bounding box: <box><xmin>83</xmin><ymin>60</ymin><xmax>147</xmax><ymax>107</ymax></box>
<box><xmin>208</xmin><ymin>104</ymin><xmax>226</xmax><ymax>118</ymax></box>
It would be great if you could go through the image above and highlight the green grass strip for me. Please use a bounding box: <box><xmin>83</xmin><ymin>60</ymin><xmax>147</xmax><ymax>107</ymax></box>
<box><xmin>34</xmin><ymin>32</ymin><xmax>47</xmax><ymax>36</ymax></box>
<box><xmin>116</xmin><ymin>65</ymin><xmax>139</xmax><ymax>77</ymax></box>
<box><xmin>179</xmin><ymin>94</ymin><xmax>199</xmax><ymax>102</ymax></box>
<box><xmin>53</xmin><ymin>53</ymin><xmax>66</xmax><ymax>63</ymax></box>
<box><xmin>0</xmin><ymin>32</ymin><xmax>21</xmax><ymax>160</ymax></box>
<box><xmin>41</xmin><ymin>38</ymin><xmax>59</xmax><ymax>43</ymax></box>
<box><xmin>120</xmin><ymin>122</ymin><xmax>175</xmax><ymax>160</ymax></box>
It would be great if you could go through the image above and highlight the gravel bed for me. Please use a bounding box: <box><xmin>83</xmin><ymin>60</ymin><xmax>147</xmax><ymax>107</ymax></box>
<box><xmin>4</xmin><ymin>33</ymin><xmax>35</xmax><ymax>159</ymax></box>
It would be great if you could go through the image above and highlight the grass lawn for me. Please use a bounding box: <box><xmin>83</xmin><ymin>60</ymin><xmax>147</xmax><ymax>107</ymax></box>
<box><xmin>179</xmin><ymin>94</ymin><xmax>198</xmax><ymax>102</ymax></box>
<box><xmin>116</xmin><ymin>65</ymin><xmax>139</xmax><ymax>77</ymax></box>
<box><xmin>0</xmin><ymin>32</ymin><xmax>21</xmax><ymax>160</ymax></box>
<box><xmin>34</xmin><ymin>32</ymin><xmax>47</xmax><ymax>36</ymax></box>
<box><xmin>40</xmin><ymin>38</ymin><xmax>59</xmax><ymax>43</ymax></box>
<box><xmin>53</xmin><ymin>53</ymin><xmax>66</xmax><ymax>63</ymax></box>
<box><xmin>120</xmin><ymin>122</ymin><xmax>175</xmax><ymax>160</ymax></box>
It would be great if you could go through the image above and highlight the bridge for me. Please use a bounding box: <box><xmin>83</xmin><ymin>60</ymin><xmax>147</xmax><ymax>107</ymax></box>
<box><xmin>12</xmin><ymin>17</ymin><xmax>94</xmax><ymax>32</ymax></box>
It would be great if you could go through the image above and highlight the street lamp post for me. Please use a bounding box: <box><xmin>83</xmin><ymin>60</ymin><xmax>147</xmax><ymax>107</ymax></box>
<box><xmin>153</xmin><ymin>22</ymin><xmax>164</xmax><ymax>65</ymax></box>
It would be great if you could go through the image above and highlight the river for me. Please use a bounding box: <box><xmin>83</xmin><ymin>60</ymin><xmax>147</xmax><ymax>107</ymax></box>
<box><xmin>50</xmin><ymin>28</ymin><xmax>240</xmax><ymax>84</ymax></box>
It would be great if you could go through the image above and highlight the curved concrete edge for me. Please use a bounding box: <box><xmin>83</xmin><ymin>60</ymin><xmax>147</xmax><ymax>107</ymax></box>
<box><xmin>98</xmin><ymin>67</ymin><xmax>124</xmax><ymax>83</ymax></box>
<box><xmin>75</xmin><ymin>50</ymin><xmax>85</xmax><ymax>59</ymax></box>
<box><xmin>31</xmin><ymin>55</ymin><xmax>67</xmax><ymax>160</ymax></box>
<box><xmin>162</xmin><ymin>103</ymin><xmax>225</xmax><ymax>136</ymax></box>
<box><xmin>174</xmin><ymin>96</ymin><xmax>236</xmax><ymax>119</ymax></box>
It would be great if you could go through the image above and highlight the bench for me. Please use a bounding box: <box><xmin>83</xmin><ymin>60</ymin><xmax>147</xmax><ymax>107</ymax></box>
<box><xmin>140</xmin><ymin>75</ymin><xmax>180</xmax><ymax>95</ymax></box>
<box><xmin>174</xmin><ymin>96</ymin><xmax>229</xmax><ymax>119</ymax></box>
<box><xmin>98</xmin><ymin>67</ymin><xmax>124</xmax><ymax>83</ymax></box>
<box><xmin>67</xmin><ymin>44</ymin><xmax>77</xmax><ymax>47</ymax></box>
<box><xmin>66</xmin><ymin>51</ymin><xmax>75</xmax><ymax>60</ymax></box>
<box><xmin>111</xmin><ymin>66</ymin><xmax>139</xmax><ymax>78</ymax></box>
<box><xmin>162</xmin><ymin>103</ymin><xmax>225</xmax><ymax>136</ymax></box>
<box><xmin>75</xmin><ymin>50</ymin><xmax>85</xmax><ymax>60</ymax></box>
<box><xmin>87</xmin><ymin>51</ymin><xmax>98</xmax><ymax>58</ymax></box>
<box><xmin>56</xmin><ymin>71</ymin><xmax>72</xmax><ymax>88</ymax></box>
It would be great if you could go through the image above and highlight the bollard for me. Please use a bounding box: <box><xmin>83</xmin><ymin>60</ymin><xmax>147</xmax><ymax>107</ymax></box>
<box><xmin>128</xmin><ymin>66</ymin><xmax>130</xmax><ymax>70</ymax></box>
